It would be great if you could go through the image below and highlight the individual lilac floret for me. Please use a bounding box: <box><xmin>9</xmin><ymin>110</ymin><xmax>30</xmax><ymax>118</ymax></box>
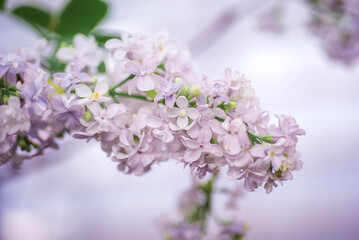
<box><xmin>56</xmin><ymin>34</ymin><xmax>103</xmax><ymax>71</ymax></box>
<box><xmin>180</xmin><ymin>127</ymin><xmax>222</xmax><ymax>163</ymax></box>
<box><xmin>53</xmin><ymin>63</ymin><xmax>93</xmax><ymax>97</ymax></box>
<box><xmin>168</xmin><ymin>96</ymin><xmax>199</xmax><ymax>129</ymax></box>
<box><xmin>49</xmin><ymin>94</ymin><xmax>85</xmax><ymax>130</ymax></box>
<box><xmin>154</xmin><ymin>78</ymin><xmax>182</xmax><ymax>107</ymax></box>
<box><xmin>0</xmin><ymin>97</ymin><xmax>30</xmax><ymax>141</ymax></box>
<box><xmin>114</xmin><ymin>133</ymin><xmax>157</xmax><ymax>175</ymax></box>
<box><xmin>210</xmin><ymin>118</ymin><xmax>249</xmax><ymax>155</ymax></box>
<box><xmin>124</xmin><ymin>55</ymin><xmax>158</xmax><ymax>94</ymax></box>
<box><xmin>0</xmin><ymin>52</ymin><xmax>27</xmax><ymax>86</ymax></box>
<box><xmin>20</xmin><ymin>68</ymin><xmax>49</xmax><ymax>116</ymax></box>
<box><xmin>75</xmin><ymin>81</ymin><xmax>111</xmax><ymax>105</ymax></box>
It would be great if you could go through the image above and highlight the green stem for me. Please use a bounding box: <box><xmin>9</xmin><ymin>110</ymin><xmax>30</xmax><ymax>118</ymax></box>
<box><xmin>109</xmin><ymin>91</ymin><xmax>153</xmax><ymax>102</ymax></box>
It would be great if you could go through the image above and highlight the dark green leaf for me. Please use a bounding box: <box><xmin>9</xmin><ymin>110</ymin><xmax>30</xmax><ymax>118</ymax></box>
<box><xmin>56</xmin><ymin>0</ymin><xmax>108</xmax><ymax>36</ymax></box>
<box><xmin>12</xmin><ymin>6</ymin><xmax>51</xmax><ymax>29</ymax></box>
<box><xmin>0</xmin><ymin>0</ymin><xmax>5</xmax><ymax>10</ymax></box>
<box><xmin>92</xmin><ymin>31</ymin><xmax>121</xmax><ymax>46</ymax></box>
<box><xmin>97</xmin><ymin>61</ymin><xmax>106</xmax><ymax>73</ymax></box>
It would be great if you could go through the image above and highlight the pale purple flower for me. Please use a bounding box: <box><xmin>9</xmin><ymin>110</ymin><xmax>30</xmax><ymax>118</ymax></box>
<box><xmin>147</xmin><ymin>116</ymin><xmax>174</xmax><ymax>144</ymax></box>
<box><xmin>268</xmin><ymin>114</ymin><xmax>305</xmax><ymax>146</ymax></box>
<box><xmin>168</xmin><ymin>96</ymin><xmax>199</xmax><ymax>129</ymax></box>
<box><xmin>114</xmin><ymin>112</ymin><xmax>145</xmax><ymax>146</ymax></box>
<box><xmin>56</xmin><ymin>34</ymin><xmax>103</xmax><ymax>70</ymax></box>
<box><xmin>53</xmin><ymin>63</ymin><xmax>93</xmax><ymax>97</ymax></box>
<box><xmin>86</xmin><ymin>102</ymin><xmax>125</xmax><ymax>135</ymax></box>
<box><xmin>0</xmin><ymin>97</ymin><xmax>30</xmax><ymax>141</ymax></box>
<box><xmin>114</xmin><ymin>133</ymin><xmax>157</xmax><ymax>175</ymax></box>
<box><xmin>154</xmin><ymin>79</ymin><xmax>182</xmax><ymax>107</ymax></box>
<box><xmin>227</xmin><ymin>158</ymin><xmax>267</xmax><ymax>192</ymax></box>
<box><xmin>180</xmin><ymin>127</ymin><xmax>222</xmax><ymax>163</ymax></box>
<box><xmin>20</xmin><ymin>68</ymin><xmax>49</xmax><ymax>116</ymax></box>
<box><xmin>105</xmin><ymin>32</ymin><xmax>145</xmax><ymax>61</ymax></box>
<box><xmin>75</xmin><ymin>81</ymin><xmax>111</xmax><ymax>105</ymax></box>
<box><xmin>124</xmin><ymin>55</ymin><xmax>158</xmax><ymax>94</ymax></box>
<box><xmin>210</xmin><ymin>118</ymin><xmax>250</xmax><ymax>155</ymax></box>
<box><xmin>49</xmin><ymin>94</ymin><xmax>85</xmax><ymax>130</ymax></box>
<box><xmin>0</xmin><ymin>52</ymin><xmax>27</xmax><ymax>86</ymax></box>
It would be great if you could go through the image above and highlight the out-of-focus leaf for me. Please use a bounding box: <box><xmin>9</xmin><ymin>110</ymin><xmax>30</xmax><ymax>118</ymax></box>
<box><xmin>12</xmin><ymin>6</ymin><xmax>51</xmax><ymax>29</ymax></box>
<box><xmin>97</xmin><ymin>61</ymin><xmax>106</xmax><ymax>73</ymax></box>
<box><xmin>93</xmin><ymin>32</ymin><xmax>121</xmax><ymax>46</ymax></box>
<box><xmin>0</xmin><ymin>0</ymin><xmax>6</xmax><ymax>10</ymax></box>
<box><xmin>56</xmin><ymin>0</ymin><xmax>108</xmax><ymax>36</ymax></box>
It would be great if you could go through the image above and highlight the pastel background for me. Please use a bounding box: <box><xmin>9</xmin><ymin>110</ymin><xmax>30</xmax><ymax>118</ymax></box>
<box><xmin>1</xmin><ymin>0</ymin><xmax>359</xmax><ymax>239</ymax></box>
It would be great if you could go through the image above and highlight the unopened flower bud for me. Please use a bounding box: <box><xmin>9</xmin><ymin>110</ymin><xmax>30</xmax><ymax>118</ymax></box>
<box><xmin>229</xmin><ymin>100</ymin><xmax>237</xmax><ymax>109</ymax></box>
<box><xmin>2</xmin><ymin>95</ymin><xmax>9</xmax><ymax>104</ymax></box>
<box><xmin>262</xmin><ymin>135</ymin><xmax>273</xmax><ymax>144</ymax></box>
<box><xmin>174</xmin><ymin>77</ymin><xmax>183</xmax><ymax>82</ymax></box>
<box><xmin>83</xmin><ymin>110</ymin><xmax>93</xmax><ymax>122</ymax></box>
<box><xmin>189</xmin><ymin>84</ymin><xmax>201</xmax><ymax>97</ymax></box>
<box><xmin>181</xmin><ymin>86</ymin><xmax>189</xmax><ymax>96</ymax></box>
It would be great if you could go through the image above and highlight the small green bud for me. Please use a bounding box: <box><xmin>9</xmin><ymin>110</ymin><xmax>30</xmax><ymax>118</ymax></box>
<box><xmin>92</xmin><ymin>76</ymin><xmax>98</xmax><ymax>83</ymax></box>
<box><xmin>262</xmin><ymin>135</ymin><xmax>273</xmax><ymax>144</ymax></box>
<box><xmin>229</xmin><ymin>100</ymin><xmax>237</xmax><ymax>109</ymax></box>
<box><xmin>14</xmin><ymin>91</ymin><xmax>20</xmax><ymax>97</ymax></box>
<box><xmin>174</xmin><ymin>77</ymin><xmax>183</xmax><ymax>82</ymax></box>
<box><xmin>189</xmin><ymin>84</ymin><xmax>201</xmax><ymax>97</ymax></box>
<box><xmin>2</xmin><ymin>95</ymin><xmax>9</xmax><ymax>104</ymax></box>
<box><xmin>181</xmin><ymin>86</ymin><xmax>189</xmax><ymax>96</ymax></box>
<box><xmin>18</xmin><ymin>138</ymin><xmax>27</xmax><ymax>150</ymax></box>
<box><xmin>83</xmin><ymin>110</ymin><xmax>93</xmax><ymax>122</ymax></box>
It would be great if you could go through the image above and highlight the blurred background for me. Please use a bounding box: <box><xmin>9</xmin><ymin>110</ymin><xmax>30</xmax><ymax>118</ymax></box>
<box><xmin>1</xmin><ymin>0</ymin><xmax>359</xmax><ymax>239</ymax></box>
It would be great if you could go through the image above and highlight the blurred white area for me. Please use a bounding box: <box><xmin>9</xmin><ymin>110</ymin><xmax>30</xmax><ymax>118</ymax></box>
<box><xmin>1</xmin><ymin>0</ymin><xmax>359</xmax><ymax>240</ymax></box>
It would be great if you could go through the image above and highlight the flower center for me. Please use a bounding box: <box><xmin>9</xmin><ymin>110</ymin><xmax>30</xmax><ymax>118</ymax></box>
<box><xmin>270</xmin><ymin>151</ymin><xmax>275</xmax><ymax>157</ymax></box>
<box><xmin>89</xmin><ymin>92</ymin><xmax>99</xmax><ymax>100</ymax></box>
<box><xmin>178</xmin><ymin>109</ymin><xmax>187</xmax><ymax>117</ymax></box>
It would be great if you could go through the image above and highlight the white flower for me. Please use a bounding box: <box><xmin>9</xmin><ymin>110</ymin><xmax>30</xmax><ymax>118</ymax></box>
<box><xmin>56</xmin><ymin>34</ymin><xmax>103</xmax><ymax>70</ymax></box>
<box><xmin>168</xmin><ymin>96</ymin><xmax>199</xmax><ymax>129</ymax></box>
<box><xmin>75</xmin><ymin>81</ymin><xmax>111</xmax><ymax>105</ymax></box>
<box><xmin>0</xmin><ymin>97</ymin><xmax>30</xmax><ymax>141</ymax></box>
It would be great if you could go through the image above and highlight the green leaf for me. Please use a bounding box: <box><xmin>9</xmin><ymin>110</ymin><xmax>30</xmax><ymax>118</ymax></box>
<box><xmin>97</xmin><ymin>61</ymin><xmax>106</xmax><ymax>73</ymax></box>
<box><xmin>56</xmin><ymin>0</ymin><xmax>108</xmax><ymax>36</ymax></box>
<box><xmin>12</xmin><ymin>6</ymin><xmax>51</xmax><ymax>29</ymax></box>
<box><xmin>0</xmin><ymin>0</ymin><xmax>5</xmax><ymax>10</ymax></box>
<box><xmin>145</xmin><ymin>89</ymin><xmax>158</xmax><ymax>99</ymax></box>
<box><xmin>92</xmin><ymin>31</ymin><xmax>121</xmax><ymax>46</ymax></box>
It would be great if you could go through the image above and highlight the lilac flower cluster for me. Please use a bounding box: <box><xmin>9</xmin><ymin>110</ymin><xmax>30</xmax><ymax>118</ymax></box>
<box><xmin>0</xmin><ymin>42</ymin><xmax>63</xmax><ymax>167</ymax></box>
<box><xmin>0</xmin><ymin>32</ymin><xmax>304</xmax><ymax>193</ymax></box>
<box><xmin>306</xmin><ymin>0</ymin><xmax>359</xmax><ymax>64</ymax></box>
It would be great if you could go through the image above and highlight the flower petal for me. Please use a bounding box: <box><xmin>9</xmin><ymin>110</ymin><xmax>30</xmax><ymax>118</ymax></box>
<box><xmin>176</xmin><ymin>96</ymin><xmax>188</xmax><ymax>109</ymax></box>
<box><xmin>187</xmin><ymin>108</ymin><xmax>199</xmax><ymax>120</ymax></box>
<box><xmin>177</xmin><ymin>116</ymin><xmax>188</xmax><ymax>128</ymax></box>
<box><xmin>95</xmin><ymin>81</ymin><xmax>109</xmax><ymax>95</ymax></box>
<box><xmin>75</xmin><ymin>84</ymin><xmax>92</xmax><ymax>98</ymax></box>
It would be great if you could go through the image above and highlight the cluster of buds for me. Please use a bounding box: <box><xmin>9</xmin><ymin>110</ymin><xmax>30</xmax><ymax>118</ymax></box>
<box><xmin>0</xmin><ymin>31</ymin><xmax>305</xmax><ymax>193</ymax></box>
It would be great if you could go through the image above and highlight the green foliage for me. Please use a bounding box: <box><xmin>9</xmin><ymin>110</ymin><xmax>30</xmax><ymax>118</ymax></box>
<box><xmin>0</xmin><ymin>0</ymin><xmax>5</xmax><ymax>10</ymax></box>
<box><xmin>12</xmin><ymin>6</ymin><xmax>51</xmax><ymax>31</ymax></box>
<box><xmin>97</xmin><ymin>61</ymin><xmax>106</xmax><ymax>73</ymax></box>
<box><xmin>146</xmin><ymin>89</ymin><xmax>158</xmax><ymax>99</ymax></box>
<box><xmin>93</xmin><ymin>31</ymin><xmax>121</xmax><ymax>46</ymax></box>
<box><xmin>56</xmin><ymin>0</ymin><xmax>108</xmax><ymax>36</ymax></box>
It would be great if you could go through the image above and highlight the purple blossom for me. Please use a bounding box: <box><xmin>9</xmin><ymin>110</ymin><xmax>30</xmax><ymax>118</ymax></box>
<box><xmin>154</xmin><ymin>79</ymin><xmax>182</xmax><ymax>107</ymax></box>
<box><xmin>124</xmin><ymin>55</ymin><xmax>158</xmax><ymax>94</ymax></box>
<box><xmin>0</xmin><ymin>52</ymin><xmax>27</xmax><ymax>86</ymax></box>
<box><xmin>53</xmin><ymin>63</ymin><xmax>93</xmax><ymax>97</ymax></box>
<box><xmin>20</xmin><ymin>68</ymin><xmax>49</xmax><ymax>117</ymax></box>
<box><xmin>49</xmin><ymin>94</ymin><xmax>85</xmax><ymax>130</ymax></box>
